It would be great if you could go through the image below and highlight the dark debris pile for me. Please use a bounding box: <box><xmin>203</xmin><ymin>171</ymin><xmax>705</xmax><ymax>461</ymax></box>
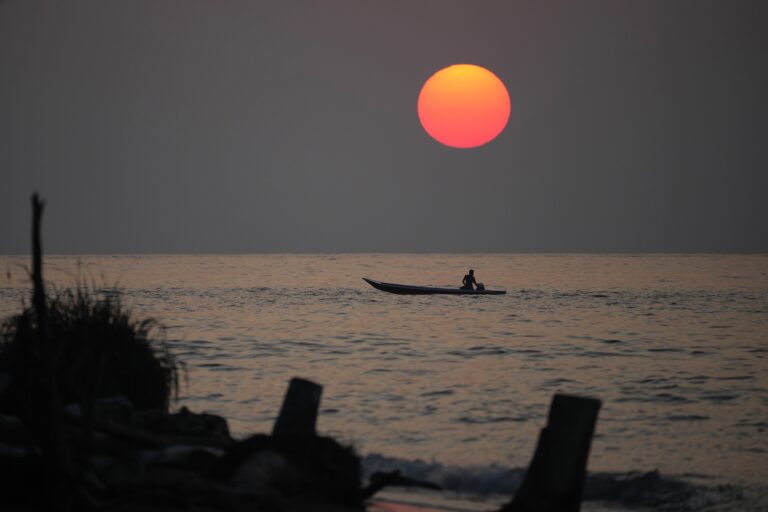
<box><xmin>0</xmin><ymin>398</ymin><xmax>366</xmax><ymax>512</ymax></box>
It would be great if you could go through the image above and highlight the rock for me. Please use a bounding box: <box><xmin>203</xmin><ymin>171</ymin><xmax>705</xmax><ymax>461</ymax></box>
<box><xmin>232</xmin><ymin>449</ymin><xmax>304</xmax><ymax>495</ymax></box>
<box><xmin>0</xmin><ymin>414</ymin><xmax>29</xmax><ymax>445</ymax></box>
<box><xmin>100</xmin><ymin>451</ymin><xmax>145</xmax><ymax>492</ymax></box>
<box><xmin>213</xmin><ymin>434</ymin><xmax>363</xmax><ymax>509</ymax></box>
<box><xmin>0</xmin><ymin>445</ymin><xmax>56</xmax><ymax>506</ymax></box>
<box><xmin>143</xmin><ymin>444</ymin><xmax>225</xmax><ymax>474</ymax></box>
<box><xmin>142</xmin><ymin>466</ymin><xmax>225</xmax><ymax>495</ymax></box>
<box><xmin>94</xmin><ymin>395</ymin><xmax>135</xmax><ymax>423</ymax></box>
<box><xmin>133</xmin><ymin>406</ymin><xmax>231</xmax><ymax>446</ymax></box>
<box><xmin>0</xmin><ymin>372</ymin><xmax>10</xmax><ymax>396</ymax></box>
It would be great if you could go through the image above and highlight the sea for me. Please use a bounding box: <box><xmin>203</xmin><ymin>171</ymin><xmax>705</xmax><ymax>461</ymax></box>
<box><xmin>1</xmin><ymin>254</ymin><xmax>767</xmax><ymax>511</ymax></box>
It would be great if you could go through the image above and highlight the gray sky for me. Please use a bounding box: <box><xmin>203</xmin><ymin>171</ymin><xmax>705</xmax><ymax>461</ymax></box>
<box><xmin>1</xmin><ymin>1</ymin><xmax>766</xmax><ymax>253</ymax></box>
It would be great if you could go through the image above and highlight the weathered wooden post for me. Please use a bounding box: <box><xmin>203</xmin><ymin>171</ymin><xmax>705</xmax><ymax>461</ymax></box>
<box><xmin>31</xmin><ymin>193</ymin><xmax>47</xmax><ymax>335</ymax></box>
<box><xmin>272</xmin><ymin>377</ymin><xmax>323</xmax><ymax>437</ymax></box>
<box><xmin>501</xmin><ymin>394</ymin><xmax>601</xmax><ymax>512</ymax></box>
<box><xmin>30</xmin><ymin>193</ymin><xmax>57</xmax><ymax>429</ymax></box>
<box><xmin>28</xmin><ymin>194</ymin><xmax>78</xmax><ymax>507</ymax></box>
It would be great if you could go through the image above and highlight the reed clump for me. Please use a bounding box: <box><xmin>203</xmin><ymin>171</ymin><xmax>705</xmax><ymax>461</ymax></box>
<box><xmin>0</xmin><ymin>287</ymin><xmax>181</xmax><ymax>415</ymax></box>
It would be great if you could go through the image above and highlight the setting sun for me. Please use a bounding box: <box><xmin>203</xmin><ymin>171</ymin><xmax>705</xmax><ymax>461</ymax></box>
<box><xmin>417</xmin><ymin>64</ymin><xmax>511</xmax><ymax>149</ymax></box>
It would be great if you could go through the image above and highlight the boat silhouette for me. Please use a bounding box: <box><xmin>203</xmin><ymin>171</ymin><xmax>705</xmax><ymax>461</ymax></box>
<box><xmin>363</xmin><ymin>277</ymin><xmax>506</xmax><ymax>295</ymax></box>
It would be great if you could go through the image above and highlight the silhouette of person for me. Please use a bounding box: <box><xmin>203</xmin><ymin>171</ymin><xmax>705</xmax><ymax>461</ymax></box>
<box><xmin>461</xmin><ymin>269</ymin><xmax>477</xmax><ymax>290</ymax></box>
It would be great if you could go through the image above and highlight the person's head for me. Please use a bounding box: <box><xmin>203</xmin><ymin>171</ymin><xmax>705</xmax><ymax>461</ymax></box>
<box><xmin>469</xmin><ymin>269</ymin><xmax>474</xmax><ymax>275</ymax></box>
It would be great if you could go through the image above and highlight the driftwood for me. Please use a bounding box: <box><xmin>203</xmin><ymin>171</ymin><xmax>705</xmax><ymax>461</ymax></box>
<box><xmin>360</xmin><ymin>470</ymin><xmax>442</xmax><ymax>500</ymax></box>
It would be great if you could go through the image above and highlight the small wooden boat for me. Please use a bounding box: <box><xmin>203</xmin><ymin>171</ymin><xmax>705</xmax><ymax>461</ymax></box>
<box><xmin>363</xmin><ymin>278</ymin><xmax>506</xmax><ymax>295</ymax></box>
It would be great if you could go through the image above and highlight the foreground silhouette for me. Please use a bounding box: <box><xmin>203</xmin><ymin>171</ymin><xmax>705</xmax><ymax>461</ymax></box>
<box><xmin>0</xmin><ymin>195</ymin><xmax>604</xmax><ymax>511</ymax></box>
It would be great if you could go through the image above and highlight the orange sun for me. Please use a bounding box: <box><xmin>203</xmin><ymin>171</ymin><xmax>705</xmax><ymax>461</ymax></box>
<box><xmin>417</xmin><ymin>64</ymin><xmax>511</xmax><ymax>149</ymax></box>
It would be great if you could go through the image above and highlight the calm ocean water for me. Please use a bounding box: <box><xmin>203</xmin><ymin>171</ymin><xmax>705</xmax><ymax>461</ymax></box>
<box><xmin>1</xmin><ymin>254</ymin><xmax>767</xmax><ymax>510</ymax></box>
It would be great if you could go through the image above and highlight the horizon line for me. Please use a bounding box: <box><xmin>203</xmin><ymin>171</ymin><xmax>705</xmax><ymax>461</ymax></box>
<box><xmin>2</xmin><ymin>251</ymin><xmax>767</xmax><ymax>257</ymax></box>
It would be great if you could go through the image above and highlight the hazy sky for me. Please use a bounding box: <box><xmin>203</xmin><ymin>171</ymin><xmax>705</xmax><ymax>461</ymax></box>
<box><xmin>1</xmin><ymin>1</ymin><xmax>766</xmax><ymax>253</ymax></box>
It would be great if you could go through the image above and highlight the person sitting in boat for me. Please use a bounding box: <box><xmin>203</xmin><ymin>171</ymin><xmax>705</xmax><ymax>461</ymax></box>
<box><xmin>461</xmin><ymin>269</ymin><xmax>477</xmax><ymax>290</ymax></box>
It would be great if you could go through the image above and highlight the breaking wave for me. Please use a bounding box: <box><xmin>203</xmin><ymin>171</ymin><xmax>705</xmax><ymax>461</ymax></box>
<box><xmin>362</xmin><ymin>454</ymin><xmax>766</xmax><ymax>512</ymax></box>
